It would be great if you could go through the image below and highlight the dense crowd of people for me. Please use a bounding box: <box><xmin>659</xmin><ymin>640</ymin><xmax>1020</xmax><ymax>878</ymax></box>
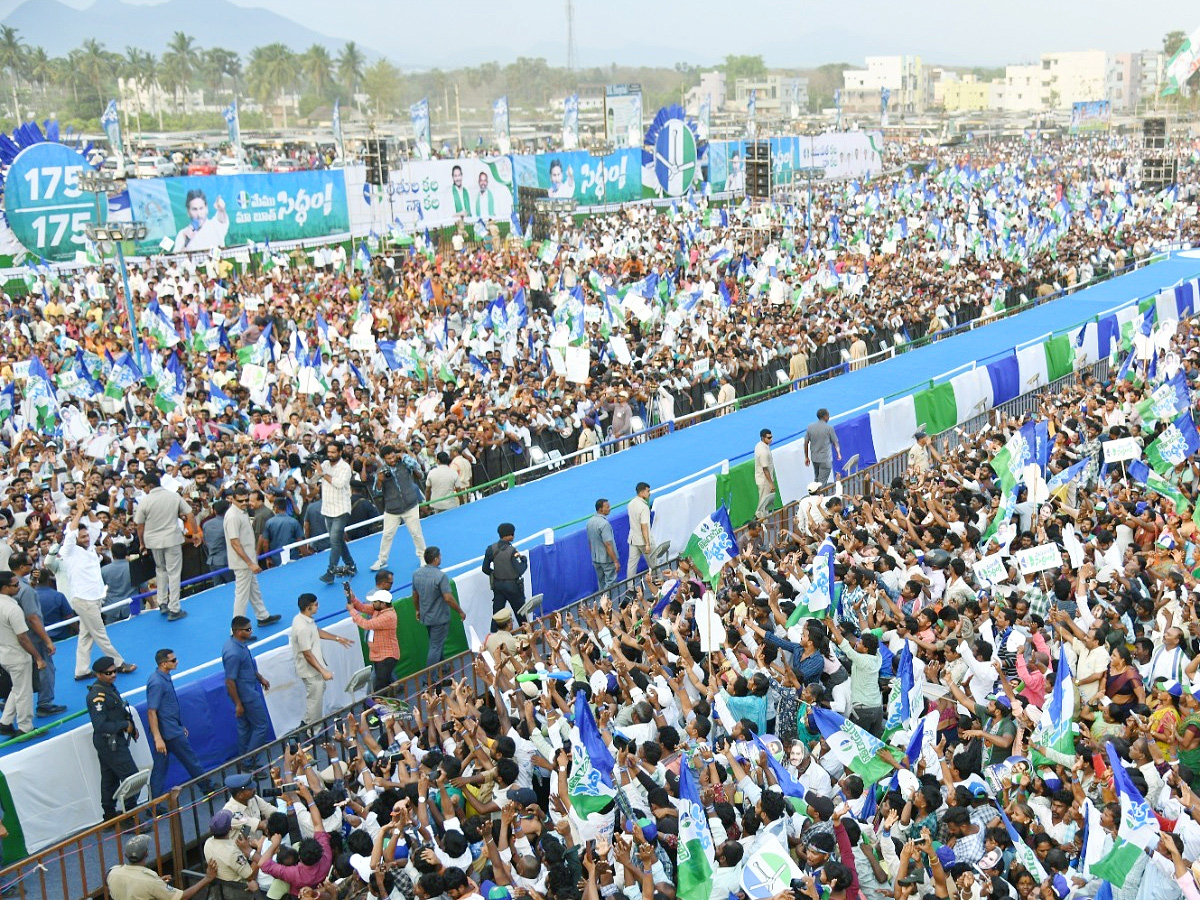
<box><xmin>1</xmin><ymin>133</ymin><xmax>1200</xmax><ymax>896</ymax></box>
<box><xmin>96</xmin><ymin>308</ymin><xmax>1200</xmax><ymax>900</ymax></box>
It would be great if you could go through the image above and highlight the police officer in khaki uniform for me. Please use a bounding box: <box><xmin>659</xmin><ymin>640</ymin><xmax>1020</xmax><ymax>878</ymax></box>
<box><xmin>107</xmin><ymin>834</ymin><xmax>217</xmax><ymax>900</ymax></box>
<box><xmin>203</xmin><ymin>810</ymin><xmax>261</xmax><ymax>900</ymax></box>
<box><xmin>221</xmin><ymin>774</ymin><xmax>275</xmax><ymax>835</ymax></box>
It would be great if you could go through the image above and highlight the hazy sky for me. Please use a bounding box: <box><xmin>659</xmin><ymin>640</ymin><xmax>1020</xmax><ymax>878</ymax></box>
<box><xmin>24</xmin><ymin>0</ymin><xmax>1198</xmax><ymax>68</ymax></box>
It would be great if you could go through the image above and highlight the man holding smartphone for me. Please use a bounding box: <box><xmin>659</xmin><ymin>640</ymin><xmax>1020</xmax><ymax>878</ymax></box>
<box><xmin>318</xmin><ymin>442</ymin><xmax>356</xmax><ymax>584</ymax></box>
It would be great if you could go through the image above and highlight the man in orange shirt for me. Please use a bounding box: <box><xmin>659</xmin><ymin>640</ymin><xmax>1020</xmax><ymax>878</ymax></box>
<box><xmin>345</xmin><ymin>570</ymin><xmax>400</xmax><ymax>694</ymax></box>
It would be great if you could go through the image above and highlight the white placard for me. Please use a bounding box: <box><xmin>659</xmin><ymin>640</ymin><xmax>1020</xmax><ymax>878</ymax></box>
<box><xmin>973</xmin><ymin>554</ymin><xmax>1009</xmax><ymax>587</ymax></box>
<box><xmin>1103</xmin><ymin>436</ymin><xmax>1141</xmax><ymax>463</ymax></box>
<box><xmin>10</xmin><ymin>361</ymin><xmax>30</xmax><ymax>380</ymax></box>
<box><xmin>548</xmin><ymin>347</ymin><xmax>567</xmax><ymax>376</ymax></box>
<box><xmin>349</xmin><ymin>332</ymin><xmax>376</xmax><ymax>352</ymax></box>
<box><xmin>297</xmin><ymin>369</ymin><xmax>327</xmax><ymax>395</ymax></box>
<box><xmin>1015</xmin><ymin>542</ymin><xmax>1062</xmax><ymax>575</ymax></box>
<box><xmin>240</xmin><ymin>363</ymin><xmax>268</xmax><ymax>392</ymax></box>
<box><xmin>621</xmin><ymin>292</ymin><xmax>652</xmax><ymax>321</ymax></box>
<box><xmin>565</xmin><ymin>345</ymin><xmax>590</xmax><ymax>384</ymax></box>
<box><xmin>583</xmin><ymin>305</ymin><xmax>602</xmax><ymax>323</ymax></box>
<box><xmin>608</xmin><ymin>335</ymin><xmax>631</xmax><ymax>366</ymax></box>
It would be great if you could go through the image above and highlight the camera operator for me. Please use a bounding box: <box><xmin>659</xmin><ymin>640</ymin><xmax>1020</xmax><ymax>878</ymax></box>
<box><xmin>316</xmin><ymin>441</ymin><xmax>355</xmax><ymax>584</ymax></box>
<box><xmin>370</xmin><ymin>446</ymin><xmax>426</xmax><ymax>571</ymax></box>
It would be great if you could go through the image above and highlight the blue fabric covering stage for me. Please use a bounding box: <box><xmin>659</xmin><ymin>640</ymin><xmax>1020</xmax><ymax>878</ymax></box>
<box><xmin>12</xmin><ymin>252</ymin><xmax>1200</xmax><ymax>761</ymax></box>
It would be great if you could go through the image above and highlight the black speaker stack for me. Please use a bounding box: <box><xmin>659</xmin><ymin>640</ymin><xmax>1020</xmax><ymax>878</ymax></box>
<box><xmin>363</xmin><ymin>138</ymin><xmax>389</xmax><ymax>187</ymax></box>
<box><xmin>1141</xmin><ymin>117</ymin><xmax>1177</xmax><ymax>191</ymax></box>
<box><xmin>745</xmin><ymin>141</ymin><xmax>772</xmax><ymax>198</ymax></box>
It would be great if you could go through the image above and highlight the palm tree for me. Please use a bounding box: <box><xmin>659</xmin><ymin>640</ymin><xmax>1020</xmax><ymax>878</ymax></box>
<box><xmin>76</xmin><ymin>39</ymin><xmax>115</xmax><ymax>110</ymax></box>
<box><xmin>0</xmin><ymin>26</ymin><xmax>26</xmax><ymax>122</ymax></box>
<box><xmin>301</xmin><ymin>44</ymin><xmax>334</xmax><ymax>98</ymax></box>
<box><xmin>25</xmin><ymin>45</ymin><xmax>50</xmax><ymax>100</ymax></box>
<box><xmin>336</xmin><ymin>41</ymin><xmax>364</xmax><ymax>107</ymax></box>
<box><xmin>160</xmin><ymin>31</ymin><xmax>200</xmax><ymax>112</ymax></box>
<box><xmin>203</xmin><ymin>47</ymin><xmax>240</xmax><ymax>100</ymax></box>
<box><xmin>247</xmin><ymin>43</ymin><xmax>297</xmax><ymax>127</ymax></box>
<box><xmin>122</xmin><ymin>47</ymin><xmax>158</xmax><ymax>132</ymax></box>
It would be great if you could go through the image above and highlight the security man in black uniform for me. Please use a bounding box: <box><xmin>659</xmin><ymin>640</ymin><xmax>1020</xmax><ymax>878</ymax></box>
<box><xmin>87</xmin><ymin>655</ymin><xmax>139</xmax><ymax>821</ymax></box>
<box><xmin>481</xmin><ymin>522</ymin><xmax>528</xmax><ymax>627</ymax></box>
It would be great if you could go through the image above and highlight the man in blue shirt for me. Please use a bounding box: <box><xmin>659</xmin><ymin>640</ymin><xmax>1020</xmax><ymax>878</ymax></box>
<box><xmin>34</xmin><ymin>569</ymin><xmax>72</xmax><ymax>632</ymax></box>
<box><xmin>146</xmin><ymin>648</ymin><xmax>215</xmax><ymax>803</ymax></box>
<box><xmin>260</xmin><ymin>498</ymin><xmax>303</xmax><ymax>568</ymax></box>
<box><xmin>221</xmin><ymin>617</ymin><xmax>272</xmax><ymax>766</ymax></box>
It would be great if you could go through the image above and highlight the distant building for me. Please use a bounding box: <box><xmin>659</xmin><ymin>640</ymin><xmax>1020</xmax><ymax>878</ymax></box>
<box><xmin>840</xmin><ymin>56</ymin><xmax>927</xmax><ymax>115</ymax></box>
<box><xmin>942</xmin><ymin>75</ymin><xmax>998</xmax><ymax>112</ymax></box>
<box><xmin>1002</xmin><ymin>63</ymin><xmax>1047</xmax><ymax>112</ymax></box>
<box><xmin>684</xmin><ymin>71</ymin><xmax>727</xmax><ymax>118</ymax></box>
<box><xmin>731</xmin><ymin>75</ymin><xmax>808</xmax><ymax>117</ymax></box>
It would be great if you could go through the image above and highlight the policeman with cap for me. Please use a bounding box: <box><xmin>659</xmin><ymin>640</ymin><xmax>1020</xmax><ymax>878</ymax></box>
<box><xmin>87</xmin><ymin>655</ymin><xmax>140</xmax><ymax>821</ymax></box>
<box><xmin>107</xmin><ymin>833</ymin><xmax>217</xmax><ymax>900</ymax></box>
<box><xmin>222</xmin><ymin>773</ymin><xmax>275</xmax><ymax>835</ymax></box>
<box><xmin>481</xmin><ymin>522</ymin><xmax>527</xmax><ymax>627</ymax></box>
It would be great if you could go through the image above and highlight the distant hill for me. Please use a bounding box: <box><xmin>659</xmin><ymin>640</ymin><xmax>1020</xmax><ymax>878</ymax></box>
<box><xmin>2</xmin><ymin>0</ymin><xmax>386</xmax><ymax>59</ymax></box>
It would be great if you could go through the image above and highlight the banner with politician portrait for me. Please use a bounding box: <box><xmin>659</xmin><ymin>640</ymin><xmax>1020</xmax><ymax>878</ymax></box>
<box><xmin>344</xmin><ymin>157</ymin><xmax>515</xmax><ymax>235</ymax></box>
<box><xmin>510</xmin><ymin>150</ymin><xmax>641</xmax><ymax>207</ymax></box>
<box><xmin>126</xmin><ymin>170</ymin><xmax>350</xmax><ymax>255</ymax></box>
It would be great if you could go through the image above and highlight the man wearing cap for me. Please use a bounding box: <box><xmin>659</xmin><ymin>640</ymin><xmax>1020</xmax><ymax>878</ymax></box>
<box><xmin>0</xmin><ymin>571</ymin><xmax>45</xmax><ymax>738</ymax></box>
<box><xmin>347</xmin><ymin>571</ymin><xmax>400</xmax><ymax>693</ymax></box>
<box><xmin>107</xmin><ymin>834</ymin><xmax>217</xmax><ymax>900</ymax></box>
<box><xmin>133</xmin><ymin>470</ymin><xmax>201</xmax><ymax>622</ymax></box>
<box><xmin>907</xmin><ymin>429</ymin><xmax>939</xmax><ymax>473</ymax></box>
<box><xmin>222</xmin><ymin>617</ymin><xmax>272</xmax><ymax>763</ymax></box>
<box><xmin>204</xmin><ymin>809</ymin><xmax>262</xmax><ymax>900</ymax></box>
<box><xmin>87</xmin><ymin>655</ymin><xmax>140</xmax><ymax>821</ymax></box>
<box><xmin>146</xmin><ymin>648</ymin><xmax>214</xmax><ymax>802</ymax></box>
<box><xmin>289</xmin><ymin>593</ymin><xmax>354</xmax><ymax>727</ymax></box>
<box><xmin>372</xmin><ymin>445</ymin><xmax>427</xmax><ymax>571</ymax></box>
<box><xmin>61</xmin><ymin>498</ymin><xmax>136</xmax><ymax>679</ymax></box>
<box><xmin>222</xmin><ymin>774</ymin><xmax>275</xmax><ymax>834</ymax></box>
<box><xmin>482</xmin><ymin>608</ymin><xmax>520</xmax><ymax>660</ymax></box>
<box><xmin>754</xmin><ymin>428</ymin><xmax>777</xmax><ymax>519</ymax></box>
<box><xmin>482</xmin><ymin>523</ymin><xmax>527</xmax><ymax>625</ymax></box>
<box><xmin>224</xmin><ymin>485</ymin><xmax>280</xmax><ymax>628</ymax></box>
<box><xmin>804</xmin><ymin>408</ymin><xmax>840</xmax><ymax>486</ymax></box>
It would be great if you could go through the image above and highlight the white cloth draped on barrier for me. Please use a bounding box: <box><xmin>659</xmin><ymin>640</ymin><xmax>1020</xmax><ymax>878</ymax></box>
<box><xmin>1075</xmin><ymin>322</ymin><xmax>1101</xmax><ymax>367</ymax></box>
<box><xmin>774</xmin><ymin>440</ymin><xmax>815</xmax><ymax>505</ymax></box>
<box><xmin>1016</xmin><ymin>344</ymin><xmax>1049</xmax><ymax>392</ymax></box>
<box><xmin>650</xmin><ymin>475</ymin><xmax>717</xmax><ymax>559</ymax></box>
<box><xmin>869</xmin><ymin>396</ymin><xmax>917</xmax><ymax>461</ymax></box>
<box><xmin>0</xmin><ymin>720</ymin><xmax>154</xmax><ymax>850</ymax></box>
<box><xmin>949</xmin><ymin>368</ymin><xmax>995</xmax><ymax>425</ymax></box>
<box><xmin>1156</xmin><ymin>289</ymin><xmax>1180</xmax><ymax>324</ymax></box>
<box><xmin>1114</xmin><ymin>304</ymin><xmax>1140</xmax><ymax>332</ymax></box>
<box><xmin>257</xmin><ymin>619</ymin><xmax>366</xmax><ymax>740</ymax></box>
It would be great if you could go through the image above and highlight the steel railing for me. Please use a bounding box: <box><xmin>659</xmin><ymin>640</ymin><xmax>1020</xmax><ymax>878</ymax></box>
<box><xmin>0</xmin><ymin>326</ymin><xmax>1128</xmax><ymax>897</ymax></box>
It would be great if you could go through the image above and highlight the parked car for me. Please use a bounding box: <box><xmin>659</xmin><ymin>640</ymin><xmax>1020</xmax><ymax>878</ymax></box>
<box><xmin>100</xmin><ymin>155</ymin><xmax>135</xmax><ymax>179</ymax></box>
<box><xmin>135</xmin><ymin>156</ymin><xmax>178</xmax><ymax>178</ymax></box>
<box><xmin>186</xmin><ymin>155</ymin><xmax>217</xmax><ymax>176</ymax></box>
<box><xmin>216</xmin><ymin>156</ymin><xmax>249</xmax><ymax>176</ymax></box>
<box><xmin>272</xmin><ymin>158</ymin><xmax>300</xmax><ymax>174</ymax></box>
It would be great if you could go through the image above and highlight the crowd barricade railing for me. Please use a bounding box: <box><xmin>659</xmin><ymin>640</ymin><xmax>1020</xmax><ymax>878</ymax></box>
<box><xmin>0</xmin><ymin>291</ymin><xmax>1133</xmax><ymax>892</ymax></box>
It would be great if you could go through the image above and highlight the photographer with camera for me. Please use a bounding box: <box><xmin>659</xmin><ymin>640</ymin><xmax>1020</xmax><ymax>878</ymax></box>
<box><xmin>371</xmin><ymin>445</ymin><xmax>427</xmax><ymax>571</ymax></box>
<box><xmin>317</xmin><ymin>441</ymin><xmax>356</xmax><ymax>584</ymax></box>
